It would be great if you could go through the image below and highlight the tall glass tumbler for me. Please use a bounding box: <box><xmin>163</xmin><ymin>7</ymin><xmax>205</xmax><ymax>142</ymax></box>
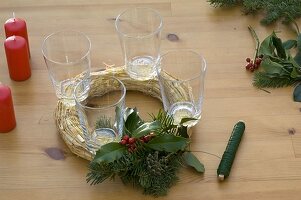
<box><xmin>42</xmin><ymin>30</ymin><xmax>91</xmax><ymax>105</ymax></box>
<box><xmin>74</xmin><ymin>76</ymin><xmax>126</xmax><ymax>154</ymax></box>
<box><xmin>115</xmin><ymin>7</ymin><xmax>163</xmax><ymax>81</ymax></box>
<box><xmin>157</xmin><ymin>50</ymin><xmax>207</xmax><ymax>126</ymax></box>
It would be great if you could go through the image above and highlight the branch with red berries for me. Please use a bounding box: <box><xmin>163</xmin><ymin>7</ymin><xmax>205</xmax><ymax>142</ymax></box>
<box><xmin>86</xmin><ymin>108</ymin><xmax>205</xmax><ymax>197</ymax></box>
<box><xmin>245</xmin><ymin>24</ymin><xmax>301</xmax><ymax>100</ymax></box>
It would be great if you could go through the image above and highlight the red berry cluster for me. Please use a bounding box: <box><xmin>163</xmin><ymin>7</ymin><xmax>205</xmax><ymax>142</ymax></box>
<box><xmin>120</xmin><ymin>135</ymin><xmax>136</xmax><ymax>152</ymax></box>
<box><xmin>119</xmin><ymin>134</ymin><xmax>153</xmax><ymax>153</ymax></box>
<box><xmin>245</xmin><ymin>55</ymin><xmax>263</xmax><ymax>72</ymax></box>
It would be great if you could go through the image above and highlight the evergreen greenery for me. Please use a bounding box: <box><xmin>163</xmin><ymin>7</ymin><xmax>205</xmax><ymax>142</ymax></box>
<box><xmin>87</xmin><ymin>108</ymin><xmax>204</xmax><ymax>197</ymax></box>
<box><xmin>208</xmin><ymin>0</ymin><xmax>301</xmax><ymax>25</ymax></box>
<box><xmin>247</xmin><ymin>22</ymin><xmax>301</xmax><ymax>101</ymax></box>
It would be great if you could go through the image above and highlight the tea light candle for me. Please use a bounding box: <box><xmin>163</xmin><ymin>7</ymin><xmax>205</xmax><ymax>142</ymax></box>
<box><xmin>4</xmin><ymin>36</ymin><xmax>31</xmax><ymax>81</ymax></box>
<box><xmin>4</xmin><ymin>15</ymin><xmax>31</xmax><ymax>57</ymax></box>
<box><xmin>0</xmin><ymin>84</ymin><xmax>16</xmax><ymax>133</ymax></box>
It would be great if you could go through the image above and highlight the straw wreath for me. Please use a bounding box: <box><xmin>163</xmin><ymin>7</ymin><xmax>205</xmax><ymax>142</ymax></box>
<box><xmin>54</xmin><ymin>66</ymin><xmax>190</xmax><ymax>160</ymax></box>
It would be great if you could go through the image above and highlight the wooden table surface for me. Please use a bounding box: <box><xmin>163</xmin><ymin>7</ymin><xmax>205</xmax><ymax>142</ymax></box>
<box><xmin>1</xmin><ymin>0</ymin><xmax>301</xmax><ymax>199</ymax></box>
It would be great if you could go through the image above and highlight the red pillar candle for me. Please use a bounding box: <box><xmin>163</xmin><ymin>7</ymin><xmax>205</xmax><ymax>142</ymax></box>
<box><xmin>0</xmin><ymin>84</ymin><xmax>16</xmax><ymax>133</ymax></box>
<box><xmin>4</xmin><ymin>36</ymin><xmax>31</xmax><ymax>81</ymax></box>
<box><xmin>4</xmin><ymin>17</ymin><xmax>30</xmax><ymax>57</ymax></box>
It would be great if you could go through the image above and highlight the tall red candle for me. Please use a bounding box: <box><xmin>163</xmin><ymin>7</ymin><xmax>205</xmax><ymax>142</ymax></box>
<box><xmin>0</xmin><ymin>84</ymin><xmax>16</xmax><ymax>133</ymax></box>
<box><xmin>4</xmin><ymin>36</ymin><xmax>31</xmax><ymax>81</ymax></box>
<box><xmin>4</xmin><ymin>17</ymin><xmax>31</xmax><ymax>57</ymax></box>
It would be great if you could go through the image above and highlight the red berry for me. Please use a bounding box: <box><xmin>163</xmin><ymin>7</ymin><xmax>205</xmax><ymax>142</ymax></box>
<box><xmin>128</xmin><ymin>137</ymin><xmax>135</xmax><ymax>144</ymax></box>
<box><xmin>249</xmin><ymin>66</ymin><xmax>255</xmax><ymax>72</ymax></box>
<box><xmin>120</xmin><ymin>139</ymin><xmax>127</xmax><ymax>145</ymax></box>
<box><xmin>143</xmin><ymin>135</ymin><xmax>150</xmax><ymax>142</ymax></box>
<box><xmin>255</xmin><ymin>58</ymin><xmax>262</xmax><ymax>65</ymax></box>
<box><xmin>123</xmin><ymin>135</ymin><xmax>129</xmax><ymax>142</ymax></box>
<box><xmin>246</xmin><ymin>62</ymin><xmax>253</xmax><ymax>70</ymax></box>
<box><xmin>246</xmin><ymin>57</ymin><xmax>251</xmax><ymax>62</ymax></box>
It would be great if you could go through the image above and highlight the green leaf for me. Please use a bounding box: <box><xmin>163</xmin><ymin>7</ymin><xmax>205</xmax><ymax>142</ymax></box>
<box><xmin>177</xmin><ymin>125</ymin><xmax>189</xmax><ymax>138</ymax></box>
<box><xmin>259</xmin><ymin>34</ymin><xmax>274</xmax><ymax>56</ymax></box>
<box><xmin>261</xmin><ymin>57</ymin><xmax>287</xmax><ymax>75</ymax></box>
<box><xmin>183</xmin><ymin>152</ymin><xmax>205</xmax><ymax>173</ymax></box>
<box><xmin>179</xmin><ymin>117</ymin><xmax>198</xmax><ymax>125</ymax></box>
<box><xmin>146</xmin><ymin>135</ymin><xmax>188</xmax><ymax>152</ymax></box>
<box><xmin>290</xmin><ymin>67</ymin><xmax>300</xmax><ymax>79</ymax></box>
<box><xmin>272</xmin><ymin>34</ymin><xmax>286</xmax><ymax>59</ymax></box>
<box><xmin>93</xmin><ymin>142</ymin><xmax>126</xmax><ymax>163</ymax></box>
<box><xmin>132</xmin><ymin>121</ymin><xmax>160</xmax><ymax>138</ymax></box>
<box><xmin>297</xmin><ymin>34</ymin><xmax>301</xmax><ymax>52</ymax></box>
<box><xmin>283</xmin><ymin>40</ymin><xmax>297</xmax><ymax>49</ymax></box>
<box><xmin>293</xmin><ymin>83</ymin><xmax>301</xmax><ymax>102</ymax></box>
<box><xmin>125</xmin><ymin>109</ymin><xmax>143</xmax><ymax>133</ymax></box>
<box><xmin>294</xmin><ymin>51</ymin><xmax>301</xmax><ymax>67</ymax></box>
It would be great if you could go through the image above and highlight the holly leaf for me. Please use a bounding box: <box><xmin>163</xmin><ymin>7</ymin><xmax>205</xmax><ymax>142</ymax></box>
<box><xmin>132</xmin><ymin>121</ymin><xmax>160</xmax><ymax>138</ymax></box>
<box><xmin>261</xmin><ymin>57</ymin><xmax>287</xmax><ymax>75</ymax></box>
<box><xmin>146</xmin><ymin>135</ymin><xmax>188</xmax><ymax>152</ymax></box>
<box><xmin>125</xmin><ymin>108</ymin><xmax>143</xmax><ymax>133</ymax></box>
<box><xmin>293</xmin><ymin>83</ymin><xmax>301</xmax><ymax>102</ymax></box>
<box><xmin>259</xmin><ymin>34</ymin><xmax>274</xmax><ymax>56</ymax></box>
<box><xmin>297</xmin><ymin>34</ymin><xmax>301</xmax><ymax>52</ymax></box>
<box><xmin>183</xmin><ymin>152</ymin><xmax>205</xmax><ymax>173</ymax></box>
<box><xmin>93</xmin><ymin>142</ymin><xmax>126</xmax><ymax>163</ymax></box>
<box><xmin>272</xmin><ymin>34</ymin><xmax>286</xmax><ymax>59</ymax></box>
<box><xmin>177</xmin><ymin>125</ymin><xmax>189</xmax><ymax>138</ymax></box>
<box><xmin>179</xmin><ymin>117</ymin><xmax>198</xmax><ymax>125</ymax></box>
<box><xmin>283</xmin><ymin>40</ymin><xmax>297</xmax><ymax>50</ymax></box>
<box><xmin>294</xmin><ymin>51</ymin><xmax>301</xmax><ymax>67</ymax></box>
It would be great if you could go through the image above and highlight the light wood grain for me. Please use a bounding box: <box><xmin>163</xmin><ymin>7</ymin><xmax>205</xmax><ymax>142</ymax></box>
<box><xmin>1</xmin><ymin>0</ymin><xmax>301</xmax><ymax>199</ymax></box>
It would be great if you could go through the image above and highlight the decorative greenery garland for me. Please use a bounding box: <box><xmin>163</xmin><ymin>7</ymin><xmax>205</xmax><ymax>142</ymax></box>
<box><xmin>208</xmin><ymin>0</ymin><xmax>301</xmax><ymax>25</ymax></box>
<box><xmin>86</xmin><ymin>108</ymin><xmax>204</xmax><ymax>197</ymax></box>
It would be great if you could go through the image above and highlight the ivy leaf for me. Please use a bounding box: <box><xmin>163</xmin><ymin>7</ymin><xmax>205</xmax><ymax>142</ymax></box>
<box><xmin>146</xmin><ymin>135</ymin><xmax>188</xmax><ymax>152</ymax></box>
<box><xmin>293</xmin><ymin>83</ymin><xmax>301</xmax><ymax>102</ymax></box>
<box><xmin>259</xmin><ymin>34</ymin><xmax>274</xmax><ymax>56</ymax></box>
<box><xmin>125</xmin><ymin>109</ymin><xmax>143</xmax><ymax>133</ymax></box>
<box><xmin>183</xmin><ymin>152</ymin><xmax>205</xmax><ymax>173</ymax></box>
<box><xmin>132</xmin><ymin>121</ymin><xmax>160</xmax><ymax>138</ymax></box>
<box><xmin>283</xmin><ymin>40</ymin><xmax>297</xmax><ymax>50</ymax></box>
<box><xmin>93</xmin><ymin>142</ymin><xmax>126</xmax><ymax>163</ymax></box>
<box><xmin>272</xmin><ymin>34</ymin><xmax>286</xmax><ymax>59</ymax></box>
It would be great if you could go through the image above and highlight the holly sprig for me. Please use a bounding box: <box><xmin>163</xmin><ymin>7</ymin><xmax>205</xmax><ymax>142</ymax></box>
<box><xmin>246</xmin><ymin>21</ymin><xmax>301</xmax><ymax>101</ymax></box>
<box><xmin>86</xmin><ymin>108</ymin><xmax>204</xmax><ymax>197</ymax></box>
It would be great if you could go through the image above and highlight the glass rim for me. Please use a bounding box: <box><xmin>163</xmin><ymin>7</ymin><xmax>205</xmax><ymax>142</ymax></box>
<box><xmin>115</xmin><ymin>7</ymin><xmax>163</xmax><ymax>39</ymax></box>
<box><xmin>158</xmin><ymin>50</ymin><xmax>207</xmax><ymax>82</ymax></box>
<box><xmin>74</xmin><ymin>75</ymin><xmax>126</xmax><ymax>110</ymax></box>
<box><xmin>41</xmin><ymin>30</ymin><xmax>91</xmax><ymax>65</ymax></box>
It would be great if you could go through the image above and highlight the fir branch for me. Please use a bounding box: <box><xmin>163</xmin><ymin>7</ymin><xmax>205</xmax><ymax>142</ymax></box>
<box><xmin>253</xmin><ymin>72</ymin><xmax>297</xmax><ymax>88</ymax></box>
<box><xmin>208</xmin><ymin>0</ymin><xmax>301</xmax><ymax>25</ymax></box>
<box><xmin>150</xmin><ymin>110</ymin><xmax>177</xmax><ymax>135</ymax></box>
<box><xmin>208</xmin><ymin>0</ymin><xmax>242</xmax><ymax>7</ymax></box>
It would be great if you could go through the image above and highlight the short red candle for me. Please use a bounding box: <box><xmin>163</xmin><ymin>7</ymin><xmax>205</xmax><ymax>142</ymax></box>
<box><xmin>0</xmin><ymin>84</ymin><xmax>16</xmax><ymax>133</ymax></box>
<box><xmin>4</xmin><ymin>17</ymin><xmax>31</xmax><ymax>57</ymax></box>
<box><xmin>4</xmin><ymin>36</ymin><xmax>31</xmax><ymax>81</ymax></box>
